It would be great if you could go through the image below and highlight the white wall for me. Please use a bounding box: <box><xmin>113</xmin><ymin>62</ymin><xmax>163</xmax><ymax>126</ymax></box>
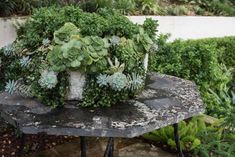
<box><xmin>129</xmin><ymin>16</ymin><xmax>235</xmax><ymax>41</ymax></box>
<box><xmin>1</xmin><ymin>16</ymin><xmax>235</xmax><ymax>48</ymax></box>
<box><xmin>0</xmin><ymin>17</ymin><xmax>26</xmax><ymax>48</ymax></box>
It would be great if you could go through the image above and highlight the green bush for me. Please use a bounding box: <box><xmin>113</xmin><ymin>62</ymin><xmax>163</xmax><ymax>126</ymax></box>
<box><xmin>17</xmin><ymin>6</ymin><xmax>139</xmax><ymax>50</ymax></box>
<box><xmin>0</xmin><ymin>0</ymin><xmax>84</xmax><ymax>17</ymax></box>
<box><xmin>150</xmin><ymin>36</ymin><xmax>235</xmax><ymax>118</ymax></box>
<box><xmin>80</xmin><ymin>0</ymin><xmax>136</xmax><ymax>14</ymax></box>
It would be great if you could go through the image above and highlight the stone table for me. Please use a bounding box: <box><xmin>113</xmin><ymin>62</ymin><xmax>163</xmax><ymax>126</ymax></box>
<box><xmin>0</xmin><ymin>73</ymin><xmax>204</xmax><ymax>157</ymax></box>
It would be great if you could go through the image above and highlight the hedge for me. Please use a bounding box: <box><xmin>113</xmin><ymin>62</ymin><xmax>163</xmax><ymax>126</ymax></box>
<box><xmin>150</xmin><ymin>36</ymin><xmax>235</xmax><ymax>118</ymax></box>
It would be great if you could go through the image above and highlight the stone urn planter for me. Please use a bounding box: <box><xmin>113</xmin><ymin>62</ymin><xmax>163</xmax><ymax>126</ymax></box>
<box><xmin>66</xmin><ymin>71</ymin><xmax>86</xmax><ymax>100</ymax></box>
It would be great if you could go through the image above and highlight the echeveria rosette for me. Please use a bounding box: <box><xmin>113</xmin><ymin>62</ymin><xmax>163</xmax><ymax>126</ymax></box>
<box><xmin>38</xmin><ymin>70</ymin><xmax>58</xmax><ymax>89</ymax></box>
<box><xmin>108</xmin><ymin>73</ymin><xmax>129</xmax><ymax>91</ymax></box>
<box><xmin>110</xmin><ymin>36</ymin><xmax>120</xmax><ymax>46</ymax></box>
<box><xmin>96</xmin><ymin>72</ymin><xmax>129</xmax><ymax>92</ymax></box>
<box><xmin>96</xmin><ymin>74</ymin><xmax>109</xmax><ymax>87</ymax></box>
<box><xmin>20</xmin><ymin>56</ymin><xmax>31</xmax><ymax>68</ymax></box>
<box><xmin>128</xmin><ymin>73</ymin><xmax>145</xmax><ymax>90</ymax></box>
<box><xmin>42</xmin><ymin>38</ymin><xmax>51</xmax><ymax>47</ymax></box>
<box><xmin>5</xmin><ymin>80</ymin><xmax>18</xmax><ymax>94</ymax></box>
<box><xmin>2</xmin><ymin>44</ymin><xmax>14</xmax><ymax>56</ymax></box>
<box><xmin>96</xmin><ymin>72</ymin><xmax>145</xmax><ymax>92</ymax></box>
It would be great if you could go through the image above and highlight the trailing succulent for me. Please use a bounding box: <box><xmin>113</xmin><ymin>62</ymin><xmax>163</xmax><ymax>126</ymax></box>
<box><xmin>0</xmin><ymin>6</ymin><xmax>158</xmax><ymax>108</ymax></box>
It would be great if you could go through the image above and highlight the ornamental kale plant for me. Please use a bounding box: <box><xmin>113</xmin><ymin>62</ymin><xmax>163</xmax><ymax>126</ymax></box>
<box><xmin>0</xmin><ymin>6</ymin><xmax>158</xmax><ymax>107</ymax></box>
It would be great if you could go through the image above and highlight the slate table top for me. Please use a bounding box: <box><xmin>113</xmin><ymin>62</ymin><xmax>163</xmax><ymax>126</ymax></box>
<box><xmin>0</xmin><ymin>72</ymin><xmax>204</xmax><ymax>138</ymax></box>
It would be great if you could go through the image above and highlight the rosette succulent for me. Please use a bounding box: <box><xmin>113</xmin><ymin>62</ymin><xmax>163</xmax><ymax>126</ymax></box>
<box><xmin>97</xmin><ymin>74</ymin><xmax>109</xmax><ymax>87</ymax></box>
<box><xmin>110</xmin><ymin>36</ymin><xmax>120</xmax><ymax>46</ymax></box>
<box><xmin>54</xmin><ymin>22</ymin><xmax>80</xmax><ymax>45</ymax></box>
<box><xmin>20</xmin><ymin>56</ymin><xmax>31</xmax><ymax>67</ymax></box>
<box><xmin>108</xmin><ymin>73</ymin><xmax>128</xmax><ymax>91</ymax></box>
<box><xmin>42</xmin><ymin>38</ymin><xmax>50</xmax><ymax>47</ymax></box>
<box><xmin>5</xmin><ymin>80</ymin><xmax>18</xmax><ymax>94</ymax></box>
<box><xmin>3</xmin><ymin>44</ymin><xmax>14</xmax><ymax>56</ymax></box>
<box><xmin>128</xmin><ymin>73</ymin><xmax>144</xmax><ymax>90</ymax></box>
<box><xmin>38</xmin><ymin>70</ymin><xmax>58</xmax><ymax>89</ymax></box>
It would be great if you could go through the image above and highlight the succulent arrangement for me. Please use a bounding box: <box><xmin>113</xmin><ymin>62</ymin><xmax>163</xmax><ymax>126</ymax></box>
<box><xmin>0</xmin><ymin>6</ymin><xmax>158</xmax><ymax>108</ymax></box>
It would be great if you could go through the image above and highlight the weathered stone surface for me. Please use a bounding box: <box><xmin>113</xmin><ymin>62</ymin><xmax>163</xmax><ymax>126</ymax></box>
<box><xmin>0</xmin><ymin>73</ymin><xmax>204</xmax><ymax>138</ymax></box>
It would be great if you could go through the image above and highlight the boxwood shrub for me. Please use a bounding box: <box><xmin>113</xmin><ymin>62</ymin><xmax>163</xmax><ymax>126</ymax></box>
<box><xmin>150</xmin><ymin>35</ymin><xmax>235</xmax><ymax>118</ymax></box>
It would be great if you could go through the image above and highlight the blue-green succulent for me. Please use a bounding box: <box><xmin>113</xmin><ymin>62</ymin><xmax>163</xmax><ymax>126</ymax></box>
<box><xmin>38</xmin><ymin>70</ymin><xmax>58</xmax><ymax>89</ymax></box>
<box><xmin>5</xmin><ymin>80</ymin><xmax>18</xmax><ymax>94</ymax></box>
<box><xmin>42</xmin><ymin>38</ymin><xmax>51</xmax><ymax>47</ymax></box>
<box><xmin>149</xmin><ymin>43</ymin><xmax>158</xmax><ymax>53</ymax></box>
<box><xmin>110</xmin><ymin>36</ymin><xmax>120</xmax><ymax>46</ymax></box>
<box><xmin>20</xmin><ymin>56</ymin><xmax>31</xmax><ymax>67</ymax></box>
<box><xmin>128</xmin><ymin>73</ymin><xmax>144</xmax><ymax>90</ymax></box>
<box><xmin>96</xmin><ymin>74</ymin><xmax>109</xmax><ymax>87</ymax></box>
<box><xmin>3</xmin><ymin>44</ymin><xmax>14</xmax><ymax>56</ymax></box>
<box><xmin>108</xmin><ymin>73</ymin><xmax>128</xmax><ymax>91</ymax></box>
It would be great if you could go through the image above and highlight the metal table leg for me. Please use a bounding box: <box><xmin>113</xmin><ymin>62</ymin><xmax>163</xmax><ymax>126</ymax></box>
<box><xmin>18</xmin><ymin>133</ymin><xmax>26</xmax><ymax>157</ymax></box>
<box><xmin>104</xmin><ymin>137</ymin><xmax>114</xmax><ymax>157</ymax></box>
<box><xmin>80</xmin><ymin>136</ymin><xmax>87</xmax><ymax>157</ymax></box>
<box><xmin>173</xmin><ymin>123</ymin><xmax>184</xmax><ymax>157</ymax></box>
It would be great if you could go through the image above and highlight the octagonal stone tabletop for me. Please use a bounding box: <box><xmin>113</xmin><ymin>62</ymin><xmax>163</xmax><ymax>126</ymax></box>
<box><xmin>0</xmin><ymin>73</ymin><xmax>204</xmax><ymax>138</ymax></box>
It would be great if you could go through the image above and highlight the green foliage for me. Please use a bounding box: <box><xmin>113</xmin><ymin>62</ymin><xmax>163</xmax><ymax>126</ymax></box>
<box><xmin>0</xmin><ymin>0</ymin><xmax>16</xmax><ymax>16</ymax></box>
<box><xmin>150</xmin><ymin>36</ymin><xmax>234</xmax><ymax>118</ymax></box>
<box><xmin>145</xmin><ymin>115</ymin><xmax>235</xmax><ymax>156</ymax></box>
<box><xmin>175</xmin><ymin>0</ymin><xmax>235</xmax><ymax>16</ymax></box>
<box><xmin>115</xmin><ymin>0</ymin><xmax>136</xmax><ymax>15</ymax></box>
<box><xmin>81</xmin><ymin>77</ymin><xmax>130</xmax><ymax>107</ymax></box>
<box><xmin>17</xmin><ymin>6</ymin><xmax>140</xmax><ymax>50</ymax></box>
<box><xmin>143</xmin><ymin>18</ymin><xmax>159</xmax><ymax>40</ymax></box>
<box><xmin>143</xmin><ymin>117</ymin><xmax>205</xmax><ymax>151</ymax></box>
<box><xmin>53</xmin><ymin>22</ymin><xmax>80</xmax><ymax>45</ymax></box>
<box><xmin>80</xmin><ymin>0</ymin><xmax>136</xmax><ymax>14</ymax></box>
<box><xmin>0</xmin><ymin>0</ymin><xmax>89</xmax><ymax>17</ymax></box>
<box><xmin>149</xmin><ymin>35</ymin><xmax>235</xmax><ymax>156</ymax></box>
<box><xmin>167</xmin><ymin>5</ymin><xmax>189</xmax><ymax>15</ymax></box>
<box><xmin>135</xmin><ymin>0</ymin><xmax>165</xmax><ymax>15</ymax></box>
<box><xmin>194</xmin><ymin>120</ymin><xmax>235</xmax><ymax>157</ymax></box>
